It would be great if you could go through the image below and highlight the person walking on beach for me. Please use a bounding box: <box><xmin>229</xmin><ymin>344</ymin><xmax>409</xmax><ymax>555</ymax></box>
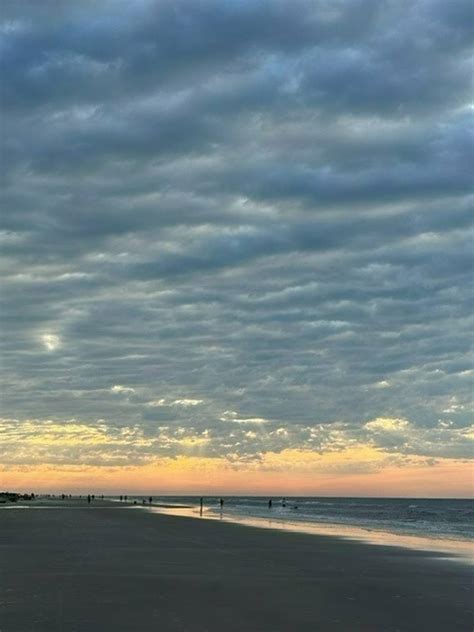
<box><xmin>87</xmin><ymin>494</ymin><xmax>91</xmax><ymax>504</ymax></box>
<box><xmin>200</xmin><ymin>497</ymin><xmax>203</xmax><ymax>516</ymax></box>
<box><xmin>219</xmin><ymin>498</ymin><xmax>224</xmax><ymax>510</ymax></box>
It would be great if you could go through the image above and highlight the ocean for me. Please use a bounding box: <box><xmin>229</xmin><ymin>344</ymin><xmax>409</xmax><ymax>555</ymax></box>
<box><xmin>122</xmin><ymin>495</ymin><xmax>474</xmax><ymax>544</ymax></box>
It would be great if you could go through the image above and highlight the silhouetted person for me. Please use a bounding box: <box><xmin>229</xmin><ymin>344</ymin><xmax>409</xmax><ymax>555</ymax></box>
<box><xmin>282</xmin><ymin>498</ymin><xmax>286</xmax><ymax>507</ymax></box>
<box><xmin>120</xmin><ymin>495</ymin><xmax>123</xmax><ymax>502</ymax></box>
<box><xmin>124</xmin><ymin>495</ymin><xmax>128</xmax><ymax>501</ymax></box>
<box><xmin>92</xmin><ymin>494</ymin><xmax>95</xmax><ymax>500</ymax></box>
<box><xmin>87</xmin><ymin>494</ymin><xmax>91</xmax><ymax>504</ymax></box>
<box><xmin>149</xmin><ymin>496</ymin><xmax>152</xmax><ymax>505</ymax></box>
<box><xmin>200</xmin><ymin>497</ymin><xmax>203</xmax><ymax>516</ymax></box>
<box><xmin>220</xmin><ymin>498</ymin><xmax>224</xmax><ymax>509</ymax></box>
<box><xmin>268</xmin><ymin>499</ymin><xmax>272</xmax><ymax>508</ymax></box>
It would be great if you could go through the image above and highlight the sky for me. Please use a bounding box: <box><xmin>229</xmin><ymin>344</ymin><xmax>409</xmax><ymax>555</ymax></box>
<box><xmin>1</xmin><ymin>0</ymin><xmax>473</xmax><ymax>496</ymax></box>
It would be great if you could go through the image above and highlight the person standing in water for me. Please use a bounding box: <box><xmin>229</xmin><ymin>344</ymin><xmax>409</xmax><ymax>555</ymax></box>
<box><xmin>268</xmin><ymin>499</ymin><xmax>272</xmax><ymax>509</ymax></box>
<box><xmin>200</xmin><ymin>497</ymin><xmax>203</xmax><ymax>516</ymax></box>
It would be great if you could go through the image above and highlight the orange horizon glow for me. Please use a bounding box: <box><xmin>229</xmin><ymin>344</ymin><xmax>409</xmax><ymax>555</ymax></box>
<box><xmin>2</xmin><ymin>447</ymin><xmax>472</xmax><ymax>498</ymax></box>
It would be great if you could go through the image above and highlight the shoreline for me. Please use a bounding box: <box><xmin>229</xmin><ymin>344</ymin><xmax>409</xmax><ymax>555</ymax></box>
<box><xmin>4</xmin><ymin>497</ymin><xmax>473</xmax><ymax>565</ymax></box>
<box><xmin>144</xmin><ymin>502</ymin><xmax>474</xmax><ymax>566</ymax></box>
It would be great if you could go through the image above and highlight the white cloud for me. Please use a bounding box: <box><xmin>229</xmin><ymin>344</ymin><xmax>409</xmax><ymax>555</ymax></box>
<box><xmin>364</xmin><ymin>417</ymin><xmax>410</xmax><ymax>432</ymax></box>
<box><xmin>442</xmin><ymin>396</ymin><xmax>466</xmax><ymax>414</ymax></box>
<box><xmin>147</xmin><ymin>398</ymin><xmax>203</xmax><ymax>407</ymax></box>
<box><xmin>373</xmin><ymin>380</ymin><xmax>391</xmax><ymax>389</ymax></box>
<box><xmin>147</xmin><ymin>398</ymin><xmax>167</xmax><ymax>407</ymax></box>
<box><xmin>41</xmin><ymin>333</ymin><xmax>61</xmax><ymax>351</ymax></box>
<box><xmin>171</xmin><ymin>398</ymin><xmax>203</xmax><ymax>407</ymax></box>
<box><xmin>220</xmin><ymin>410</ymin><xmax>270</xmax><ymax>424</ymax></box>
<box><xmin>111</xmin><ymin>385</ymin><xmax>135</xmax><ymax>395</ymax></box>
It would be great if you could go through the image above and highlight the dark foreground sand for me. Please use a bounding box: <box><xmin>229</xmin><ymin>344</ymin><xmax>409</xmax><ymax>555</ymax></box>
<box><xmin>0</xmin><ymin>501</ymin><xmax>472</xmax><ymax>631</ymax></box>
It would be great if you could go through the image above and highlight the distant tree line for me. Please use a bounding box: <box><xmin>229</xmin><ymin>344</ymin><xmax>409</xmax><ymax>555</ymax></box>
<box><xmin>0</xmin><ymin>491</ymin><xmax>35</xmax><ymax>503</ymax></box>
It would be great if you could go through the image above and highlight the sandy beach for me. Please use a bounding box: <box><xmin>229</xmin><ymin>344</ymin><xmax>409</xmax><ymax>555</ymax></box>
<box><xmin>0</xmin><ymin>500</ymin><xmax>472</xmax><ymax>631</ymax></box>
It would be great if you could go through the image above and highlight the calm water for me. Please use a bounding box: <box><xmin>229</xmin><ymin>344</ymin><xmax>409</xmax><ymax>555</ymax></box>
<box><xmin>123</xmin><ymin>496</ymin><xmax>474</xmax><ymax>542</ymax></box>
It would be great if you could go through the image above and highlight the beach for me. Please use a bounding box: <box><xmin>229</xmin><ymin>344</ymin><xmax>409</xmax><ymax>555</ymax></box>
<box><xmin>0</xmin><ymin>500</ymin><xmax>472</xmax><ymax>631</ymax></box>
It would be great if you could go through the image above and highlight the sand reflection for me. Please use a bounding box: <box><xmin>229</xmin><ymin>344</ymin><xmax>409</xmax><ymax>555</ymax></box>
<box><xmin>145</xmin><ymin>504</ymin><xmax>474</xmax><ymax>565</ymax></box>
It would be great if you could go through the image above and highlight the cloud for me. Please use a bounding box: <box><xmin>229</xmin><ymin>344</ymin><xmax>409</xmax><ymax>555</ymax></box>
<box><xmin>171</xmin><ymin>398</ymin><xmax>203</xmax><ymax>407</ymax></box>
<box><xmin>0</xmin><ymin>0</ymin><xmax>472</xmax><ymax>478</ymax></box>
<box><xmin>364</xmin><ymin>417</ymin><xmax>409</xmax><ymax>432</ymax></box>
<box><xmin>41</xmin><ymin>333</ymin><xmax>61</xmax><ymax>352</ymax></box>
<box><xmin>220</xmin><ymin>410</ymin><xmax>271</xmax><ymax>425</ymax></box>
<box><xmin>147</xmin><ymin>397</ymin><xmax>203</xmax><ymax>407</ymax></box>
<box><xmin>146</xmin><ymin>399</ymin><xmax>167</xmax><ymax>407</ymax></box>
<box><xmin>373</xmin><ymin>380</ymin><xmax>391</xmax><ymax>389</ymax></box>
<box><xmin>111</xmin><ymin>385</ymin><xmax>135</xmax><ymax>395</ymax></box>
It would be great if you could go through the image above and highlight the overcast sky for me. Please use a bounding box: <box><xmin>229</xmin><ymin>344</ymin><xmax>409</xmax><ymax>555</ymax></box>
<box><xmin>1</xmin><ymin>0</ymin><xmax>473</xmax><ymax>488</ymax></box>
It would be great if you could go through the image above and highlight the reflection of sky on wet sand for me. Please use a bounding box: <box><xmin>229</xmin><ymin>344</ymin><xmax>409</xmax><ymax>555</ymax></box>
<box><xmin>145</xmin><ymin>504</ymin><xmax>474</xmax><ymax>566</ymax></box>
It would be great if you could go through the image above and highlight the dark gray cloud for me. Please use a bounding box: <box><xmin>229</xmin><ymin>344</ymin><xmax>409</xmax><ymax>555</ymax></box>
<box><xmin>1</xmin><ymin>0</ymin><xmax>473</xmax><ymax>467</ymax></box>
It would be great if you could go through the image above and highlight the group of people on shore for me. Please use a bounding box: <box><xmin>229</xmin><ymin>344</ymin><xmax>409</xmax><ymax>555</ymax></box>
<box><xmin>85</xmin><ymin>495</ymin><xmax>295</xmax><ymax>511</ymax></box>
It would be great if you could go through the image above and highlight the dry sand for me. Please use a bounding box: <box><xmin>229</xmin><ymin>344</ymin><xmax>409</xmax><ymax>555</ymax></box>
<box><xmin>0</xmin><ymin>500</ymin><xmax>472</xmax><ymax>631</ymax></box>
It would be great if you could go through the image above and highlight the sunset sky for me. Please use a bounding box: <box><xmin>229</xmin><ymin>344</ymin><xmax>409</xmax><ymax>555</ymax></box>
<box><xmin>1</xmin><ymin>0</ymin><xmax>472</xmax><ymax>496</ymax></box>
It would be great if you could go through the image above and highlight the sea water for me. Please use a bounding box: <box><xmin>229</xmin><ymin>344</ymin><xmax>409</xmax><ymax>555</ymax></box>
<box><xmin>123</xmin><ymin>495</ymin><xmax>473</xmax><ymax>543</ymax></box>
<box><xmin>210</xmin><ymin>496</ymin><xmax>474</xmax><ymax>542</ymax></box>
<box><xmin>118</xmin><ymin>495</ymin><xmax>474</xmax><ymax>562</ymax></box>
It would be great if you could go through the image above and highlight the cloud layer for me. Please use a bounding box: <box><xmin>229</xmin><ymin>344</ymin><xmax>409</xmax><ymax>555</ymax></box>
<box><xmin>1</xmin><ymin>0</ymin><xmax>472</xmax><ymax>473</ymax></box>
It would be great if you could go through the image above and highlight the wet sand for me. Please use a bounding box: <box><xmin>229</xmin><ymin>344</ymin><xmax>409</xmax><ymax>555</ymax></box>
<box><xmin>0</xmin><ymin>500</ymin><xmax>472</xmax><ymax>631</ymax></box>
